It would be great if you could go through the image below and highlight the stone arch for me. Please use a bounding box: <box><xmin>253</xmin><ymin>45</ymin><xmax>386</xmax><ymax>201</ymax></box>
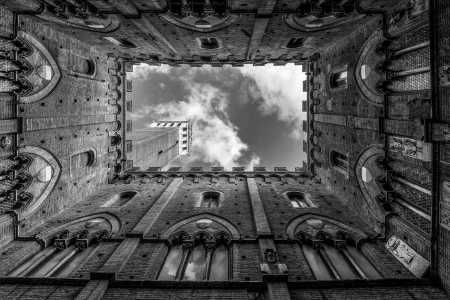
<box><xmin>286</xmin><ymin>213</ymin><xmax>370</xmax><ymax>242</ymax></box>
<box><xmin>36</xmin><ymin>3</ymin><xmax>120</xmax><ymax>33</ymax></box>
<box><xmin>160</xmin><ymin>1</ymin><xmax>238</xmax><ymax>33</ymax></box>
<box><xmin>285</xmin><ymin>2</ymin><xmax>364</xmax><ymax>33</ymax></box>
<box><xmin>17</xmin><ymin>31</ymin><xmax>62</xmax><ymax>103</ymax></box>
<box><xmin>354</xmin><ymin>30</ymin><xmax>385</xmax><ymax>106</ymax></box>
<box><xmin>35</xmin><ymin>212</ymin><xmax>121</xmax><ymax>246</ymax></box>
<box><xmin>17</xmin><ymin>146</ymin><xmax>61</xmax><ymax>219</ymax></box>
<box><xmin>162</xmin><ymin>213</ymin><xmax>240</xmax><ymax>240</ymax></box>
<box><xmin>355</xmin><ymin>145</ymin><xmax>386</xmax><ymax>223</ymax></box>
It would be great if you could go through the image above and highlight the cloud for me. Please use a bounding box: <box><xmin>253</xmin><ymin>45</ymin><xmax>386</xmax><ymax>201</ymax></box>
<box><xmin>127</xmin><ymin>63</ymin><xmax>172</xmax><ymax>80</ymax></box>
<box><xmin>238</xmin><ymin>63</ymin><xmax>307</xmax><ymax>139</ymax></box>
<box><xmin>139</xmin><ymin>82</ymin><xmax>259</xmax><ymax>170</ymax></box>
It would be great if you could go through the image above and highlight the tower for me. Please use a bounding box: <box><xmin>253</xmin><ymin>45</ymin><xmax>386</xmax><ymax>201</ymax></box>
<box><xmin>126</xmin><ymin>121</ymin><xmax>192</xmax><ymax>170</ymax></box>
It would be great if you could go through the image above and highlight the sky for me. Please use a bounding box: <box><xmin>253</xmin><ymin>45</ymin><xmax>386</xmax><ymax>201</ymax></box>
<box><xmin>128</xmin><ymin>63</ymin><xmax>307</xmax><ymax>171</ymax></box>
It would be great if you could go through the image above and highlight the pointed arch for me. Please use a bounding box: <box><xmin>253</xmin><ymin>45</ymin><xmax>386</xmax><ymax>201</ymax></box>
<box><xmin>17</xmin><ymin>146</ymin><xmax>61</xmax><ymax>219</ymax></box>
<box><xmin>34</xmin><ymin>212</ymin><xmax>121</xmax><ymax>246</ymax></box>
<box><xmin>17</xmin><ymin>31</ymin><xmax>62</xmax><ymax>103</ymax></box>
<box><xmin>286</xmin><ymin>213</ymin><xmax>370</xmax><ymax>242</ymax></box>
<box><xmin>162</xmin><ymin>213</ymin><xmax>240</xmax><ymax>240</ymax></box>
<box><xmin>355</xmin><ymin>145</ymin><xmax>386</xmax><ymax>223</ymax></box>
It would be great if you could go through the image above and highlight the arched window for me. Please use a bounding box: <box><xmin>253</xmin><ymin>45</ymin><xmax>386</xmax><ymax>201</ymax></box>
<box><xmin>286</xmin><ymin>37</ymin><xmax>304</xmax><ymax>48</ymax></box>
<box><xmin>200</xmin><ymin>191</ymin><xmax>221</xmax><ymax>208</ymax></box>
<box><xmin>158</xmin><ymin>230</ymin><xmax>230</xmax><ymax>281</ymax></box>
<box><xmin>70</xmin><ymin>150</ymin><xmax>95</xmax><ymax>169</ymax></box>
<box><xmin>101</xmin><ymin>191</ymin><xmax>137</xmax><ymax>207</ymax></box>
<box><xmin>199</xmin><ymin>37</ymin><xmax>219</xmax><ymax>49</ymax></box>
<box><xmin>70</xmin><ymin>150</ymin><xmax>96</xmax><ymax>179</ymax></box>
<box><xmin>36</xmin><ymin>165</ymin><xmax>53</xmax><ymax>183</ymax></box>
<box><xmin>8</xmin><ymin>217</ymin><xmax>113</xmax><ymax>278</ymax></box>
<box><xmin>330</xmin><ymin>70</ymin><xmax>348</xmax><ymax>89</ymax></box>
<box><xmin>330</xmin><ymin>150</ymin><xmax>349</xmax><ymax>176</ymax></box>
<box><xmin>71</xmin><ymin>58</ymin><xmax>95</xmax><ymax>76</ymax></box>
<box><xmin>286</xmin><ymin>191</ymin><xmax>310</xmax><ymax>208</ymax></box>
<box><xmin>295</xmin><ymin>219</ymin><xmax>382</xmax><ymax>280</ymax></box>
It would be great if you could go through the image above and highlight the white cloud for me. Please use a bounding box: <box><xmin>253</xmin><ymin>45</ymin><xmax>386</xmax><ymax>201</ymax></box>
<box><xmin>127</xmin><ymin>63</ymin><xmax>171</xmax><ymax>80</ymax></box>
<box><xmin>238</xmin><ymin>63</ymin><xmax>307</xmax><ymax>139</ymax></box>
<box><xmin>128</xmin><ymin>63</ymin><xmax>307</xmax><ymax>169</ymax></box>
<box><xmin>140</xmin><ymin>83</ymin><xmax>259</xmax><ymax>170</ymax></box>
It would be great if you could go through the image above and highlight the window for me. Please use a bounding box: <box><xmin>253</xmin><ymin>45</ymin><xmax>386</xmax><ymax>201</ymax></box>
<box><xmin>286</xmin><ymin>191</ymin><xmax>310</xmax><ymax>208</ymax></box>
<box><xmin>110</xmin><ymin>135</ymin><xmax>121</xmax><ymax>146</ymax></box>
<box><xmin>36</xmin><ymin>165</ymin><xmax>52</xmax><ymax>183</ymax></box>
<box><xmin>296</xmin><ymin>219</ymin><xmax>382</xmax><ymax>280</ymax></box>
<box><xmin>286</xmin><ymin>37</ymin><xmax>304</xmax><ymax>48</ymax></box>
<box><xmin>200</xmin><ymin>191</ymin><xmax>220</xmax><ymax>208</ymax></box>
<box><xmin>102</xmin><ymin>191</ymin><xmax>137</xmax><ymax>207</ymax></box>
<box><xmin>168</xmin><ymin>0</ymin><xmax>183</xmax><ymax>15</ymax></box>
<box><xmin>330</xmin><ymin>150</ymin><xmax>349</xmax><ymax>175</ymax></box>
<box><xmin>211</xmin><ymin>0</ymin><xmax>227</xmax><ymax>15</ymax></box>
<box><xmin>126</xmin><ymin>101</ymin><xmax>133</xmax><ymax>112</ymax></box>
<box><xmin>158</xmin><ymin>230</ymin><xmax>230</xmax><ymax>281</ymax></box>
<box><xmin>71</xmin><ymin>58</ymin><xmax>95</xmax><ymax>75</ymax></box>
<box><xmin>126</xmin><ymin>140</ymin><xmax>133</xmax><ymax>153</ymax></box>
<box><xmin>36</xmin><ymin>65</ymin><xmax>53</xmax><ymax>80</ymax></box>
<box><xmin>200</xmin><ymin>37</ymin><xmax>219</xmax><ymax>49</ymax></box>
<box><xmin>103</xmin><ymin>37</ymin><xmax>136</xmax><ymax>48</ymax></box>
<box><xmin>70</xmin><ymin>150</ymin><xmax>95</xmax><ymax>168</ymax></box>
<box><xmin>330</xmin><ymin>70</ymin><xmax>348</xmax><ymax>89</ymax></box>
<box><xmin>9</xmin><ymin>218</ymin><xmax>112</xmax><ymax>278</ymax></box>
<box><xmin>69</xmin><ymin>150</ymin><xmax>95</xmax><ymax>178</ymax></box>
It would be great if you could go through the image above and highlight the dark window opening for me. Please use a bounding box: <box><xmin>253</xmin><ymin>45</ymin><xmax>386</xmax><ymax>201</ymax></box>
<box><xmin>169</xmin><ymin>0</ymin><xmax>183</xmax><ymax>16</ymax></box>
<box><xmin>201</xmin><ymin>191</ymin><xmax>220</xmax><ymax>208</ymax></box>
<box><xmin>104</xmin><ymin>37</ymin><xmax>136</xmax><ymax>48</ymax></box>
<box><xmin>188</xmin><ymin>0</ymin><xmax>206</xmax><ymax>16</ymax></box>
<box><xmin>211</xmin><ymin>0</ymin><xmax>227</xmax><ymax>15</ymax></box>
<box><xmin>330</xmin><ymin>71</ymin><xmax>348</xmax><ymax>89</ymax></box>
<box><xmin>330</xmin><ymin>151</ymin><xmax>349</xmax><ymax>174</ymax></box>
<box><xmin>286</xmin><ymin>191</ymin><xmax>309</xmax><ymax>208</ymax></box>
<box><xmin>200</xmin><ymin>37</ymin><xmax>219</xmax><ymax>50</ymax></box>
<box><xmin>286</xmin><ymin>37</ymin><xmax>304</xmax><ymax>48</ymax></box>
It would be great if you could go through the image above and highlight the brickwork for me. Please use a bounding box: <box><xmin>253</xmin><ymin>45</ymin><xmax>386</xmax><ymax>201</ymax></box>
<box><xmin>290</xmin><ymin>285</ymin><xmax>448</xmax><ymax>300</ymax></box>
<box><xmin>0</xmin><ymin>284</ymin><xmax>83</xmax><ymax>300</ymax></box>
<box><xmin>0</xmin><ymin>0</ymin><xmax>449</xmax><ymax>299</ymax></box>
<box><xmin>436</xmin><ymin>0</ymin><xmax>450</xmax><ymax>293</ymax></box>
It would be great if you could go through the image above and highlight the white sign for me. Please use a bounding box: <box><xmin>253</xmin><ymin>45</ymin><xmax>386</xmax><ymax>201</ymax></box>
<box><xmin>386</xmin><ymin>235</ymin><xmax>429</xmax><ymax>278</ymax></box>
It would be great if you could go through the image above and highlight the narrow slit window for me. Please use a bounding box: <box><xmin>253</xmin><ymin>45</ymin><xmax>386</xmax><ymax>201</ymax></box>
<box><xmin>104</xmin><ymin>37</ymin><xmax>136</xmax><ymax>48</ymax></box>
<box><xmin>330</xmin><ymin>70</ymin><xmax>348</xmax><ymax>89</ymax></box>
<box><xmin>330</xmin><ymin>151</ymin><xmax>349</xmax><ymax>175</ymax></box>
<box><xmin>200</xmin><ymin>37</ymin><xmax>219</xmax><ymax>50</ymax></box>
<box><xmin>286</xmin><ymin>37</ymin><xmax>304</xmax><ymax>48</ymax></box>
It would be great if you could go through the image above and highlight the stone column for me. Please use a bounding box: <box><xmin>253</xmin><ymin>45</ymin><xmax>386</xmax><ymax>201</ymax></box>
<box><xmin>247</xmin><ymin>177</ymin><xmax>291</xmax><ymax>300</ymax></box>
